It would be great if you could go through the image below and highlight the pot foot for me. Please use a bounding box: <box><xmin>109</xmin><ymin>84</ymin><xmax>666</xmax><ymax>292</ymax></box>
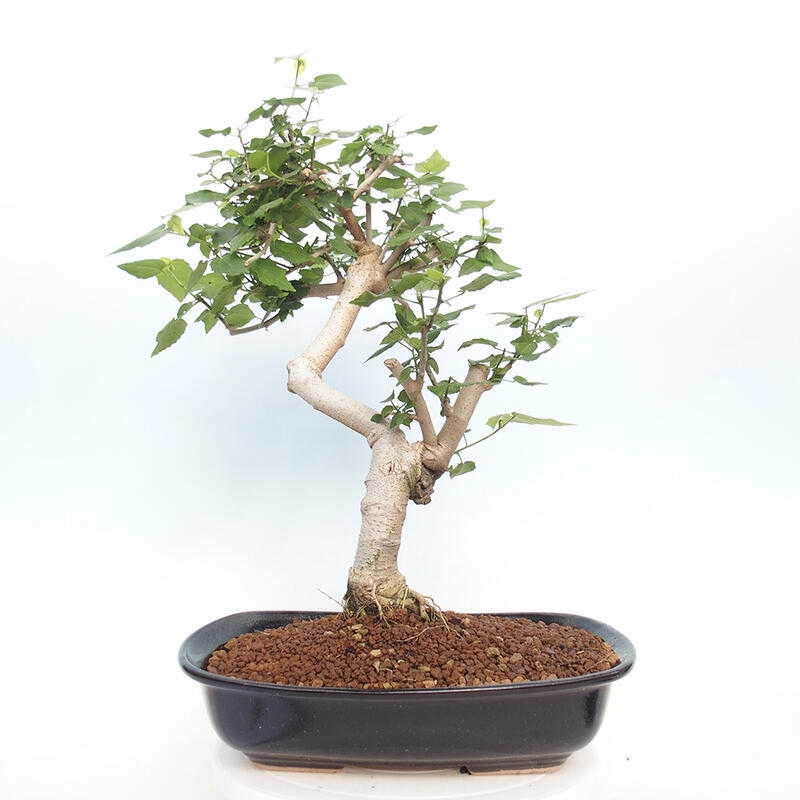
<box><xmin>249</xmin><ymin>760</ymin><xmax>343</xmax><ymax>773</ymax></box>
<box><xmin>462</xmin><ymin>758</ymin><xmax>567</xmax><ymax>775</ymax></box>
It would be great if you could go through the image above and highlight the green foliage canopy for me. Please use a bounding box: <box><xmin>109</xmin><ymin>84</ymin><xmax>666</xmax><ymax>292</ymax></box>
<box><xmin>116</xmin><ymin>59</ymin><xmax>582</xmax><ymax>473</ymax></box>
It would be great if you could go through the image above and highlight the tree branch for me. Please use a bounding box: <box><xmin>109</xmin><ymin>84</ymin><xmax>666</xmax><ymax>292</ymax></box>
<box><xmin>384</xmin><ymin>357</ymin><xmax>437</xmax><ymax>446</ymax></box>
<box><xmin>365</xmin><ymin>203</ymin><xmax>373</xmax><ymax>244</ymax></box>
<box><xmin>228</xmin><ymin>313</ymin><xmax>284</xmax><ymax>336</ymax></box>
<box><xmin>304</xmin><ymin>280</ymin><xmax>345</xmax><ymax>298</ymax></box>
<box><xmin>381</xmin><ymin>213</ymin><xmax>434</xmax><ymax>274</ymax></box>
<box><xmin>287</xmin><ymin>246</ymin><xmax>385</xmax><ymax>440</ymax></box>
<box><xmin>423</xmin><ymin>363</ymin><xmax>493</xmax><ymax>474</ymax></box>
<box><xmin>353</xmin><ymin>155</ymin><xmax>402</xmax><ymax>201</ymax></box>
<box><xmin>338</xmin><ymin>206</ymin><xmax>366</xmax><ymax>242</ymax></box>
<box><xmin>192</xmin><ymin>292</ymin><xmax>231</xmax><ymax>333</ymax></box>
<box><xmin>244</xmin><ymin>222</ymin><xmax>278</xmax><ymax>266</ymax></box>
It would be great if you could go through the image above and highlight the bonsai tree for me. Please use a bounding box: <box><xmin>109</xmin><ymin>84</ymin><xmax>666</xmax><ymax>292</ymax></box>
<box><xmin>116</xmin><ymin>59</ymin><xmax>581</xmax><ymax>618</ymax></box>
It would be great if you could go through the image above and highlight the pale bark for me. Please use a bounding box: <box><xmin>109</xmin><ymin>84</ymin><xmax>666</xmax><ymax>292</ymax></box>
<box><xmin>345</xmin><ymin>430</ymin><xmax>427</xmax><ymax>614</ymax></box>
<box><xmin>383</xmin><ymin>357</ymin><xmax>437</xmax><ymax>447</ymax></box>
<box><xmin>286</xmin><ymin>236</ymin><xmax>492</xmax><ymax>615</ymax></box>
<box><xmin>422</xmin><ymin>364</ymin><xmax>492</xmax><ymax>474</ymax></box>
<box><xmin>287</xmin><ymin>245</ymin><xmax>385</xmax><ymax>441</ymax></box>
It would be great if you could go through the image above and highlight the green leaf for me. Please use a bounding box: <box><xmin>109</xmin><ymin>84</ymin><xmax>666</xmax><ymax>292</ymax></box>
<box><xmin>157</xmin><ymin>258</ymin><xmax>192</xmax><ymax>301</ymax></box>
<box><xmin>511</xmin><ymin>331</ymin><xmax>536</xmax><ymax>357</ymax></box>
<box><xmin>448</xmin><ymin>461</ymin><xmax>476</xmax><ymax>478</ymax></box>
<box><xmin>461</xmin><ymin>273</ymin><xmax>496</xmax><ymax>292</ymax></box>
<box><xmin>406</xmin><ymin>125</ymin><xmax>438</xmax><ymax>136</ymax></box>
<box><xmin>117</xmin><ymin>258</ymin><xmax>165</xmax><ymax>279</ymax></box>
<box><xmin>331</xmin><ymin>236</ymin><xmax>355</xmax><ymax>256</ymax></box>
<box><xmin>249</xmin><ymin>147</ymin><xmax>290</xmax><ymax>176</ymax></box>
<box><xmin>194</xmin><ymin>273</ymin><xmax>230</xmax><ymax>299</ymax></box>
<box><xmin>252</xmin><ymin>260</ymin><xmax>295</xmax><ymax>292</ymax></box>
<box><xmin>458</xmin><ymin>257</ymin><xmax>485</xmax><ymax>277</ymax></box>
<box><xmin>248</xmin><ymin>198</ymin><xmax>285</xmax><ymax>219</ymax></box>
<box><xmin>373</xmin><ymin>176</ymin><xmax>408</xmax><ymax>197</ymax></box>
<box><xmin>210</xmin><ymin>253</ymin><xmax>248</xmax><ymax>276</ymax></box>
<box><xmin>428</xmin><ymin>379</ymin><xmax>463</xmax><ymax>398</ymax></box>
<box><xmin>112</xmin><ymin>225</ymin><xmax>169</xmax><ymax>254</ymax></box>
<box><xmin>388</xmin><ymin>163</ymin><xmax>416</xmax><ymax>181</ymax></box>
<box><xmin>459</xmin><ymin>337</ymin><xmax>499</xmax><ymax>350</ymax></box>
<box><xmin>390</xmin><ymin>271</ymin><xmax>429</xmax><ymax>294</ymax></box>
<box><xmin>478</xmin><ymin>246</ymin><xmax>518</xmax><ymax>272</ymax></box>
<box><xmin>198</xmin><ymin>127</ymin><xmax>231</xmax><ymax>137</ymax></box>
<box><xmin>271</xmin><ymin>239</ymin><xmax>310</xmax><ymax>265</ymax></box>
<box><xmin>167</xmin><ymin>215</ymin><xmax>185</xmax><ymax>235</ymax></box>
<box><xmin>151</xmin><ymin>318</ymin><xmax>187</xmax><ymax>356</ymax></box>
<box><xmin>389</xmin><ymin>411</ymin><xmax>413</xmax><ymax>429</ymax></box>
<box><xmin>185</xmin><ymin>189</ymin><xmax>228</xmax><ymax>205</ymax></box>
<box><xmin>351</xmin><ymin>291</ymin><xmax>381</xmax><ymax>307</ymax></box>
<box><xmin>512</xmin><ymin>376</ymin><xmax>547</xmax><ymax>386</ymax></box>
<box><xmin>525</xmin><ymin>291</ymin><xmax>589</xmax><ymax>308</ymax></box>
<box><xmin>462</xmin><ymin>272</ymin><xmax>518</xmax><ymax>292</ymax></box>
<box><xmin>385</xmin><ymin>226</ymin><xmax>419</xmax><ymax>248</ymax></box>
<box><xmin>210</xmin><ymin>284</ymin><xmax>237</xmax><ymax>315</ymax></box>
<box><xmin>299</xmin><ymin>266</ymin><xmax>324</xmax><ymax>285</ymax></box>
<box><xmin>433</xmin><ymin>182</ymin><xmax>467</xmax><ymax>199</ymax></box>
<box><xmin>308</xmin><ymin>73</ymin><xmax>346</xmax><ymax>91</ymax></box>
<box><xmin>459</xmin><ymin>199</ymin><xmax>495</xmax><ymax>210</ymax></box>
<box><xmin>541</xmin><ymin>316</ymin><xmax>579</xmax><ymax>331</ymax></box>
<box><xmin>339</xmin><ymin>140</ymin><xmax>364</xmax><ymax>165</ymax></box>
<box><xmin>416</xmin><ymin>150</ymin><xmax>450</xmax><ymax>175</ymax></box>
<box><xmin>196</xmin><ymin>308</ymin><xmax>219</xmax><ymax>333</ymax></box>
<box><xmin>185</xmin><ymin>261</ymin><xmax>207</xmax><ymax>292</ymax></box>
<box><xmin>486</xmin><ymin>412</ymin><xmax>573</xmax><ymax>430</ymax></box>
<box><xmin>225</xmin><ymin>304</ymin><xmax>256</xmax><ymax>328</ymax></box>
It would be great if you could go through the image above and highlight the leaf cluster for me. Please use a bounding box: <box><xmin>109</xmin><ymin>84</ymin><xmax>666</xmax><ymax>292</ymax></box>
<box><xmin>115</xmin><ymin>60</ymin><xmax>583</xmax><ymax>474</ymax></box>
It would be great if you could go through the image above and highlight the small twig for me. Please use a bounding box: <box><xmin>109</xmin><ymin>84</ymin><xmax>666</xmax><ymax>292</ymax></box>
<box><xmin>244</xmin><ymin>222</ymin><xmax>278</xmax><ymax>266</ymax></box>
<box><xmin>418</xmin><ymin>282</ymin><xmax>445</xmax><ymax>380</ymax></box>
<box><xmin>228</xmin><ymin>312</ymin><xmax>284</xmax><ymax>336</ymax></box>
<box><xmin>382</xmin><ymin>214</ymin><xmax>434</xmax><ymax>274</ymax></box>
<box><xmin>236</xmin><ymin>129</ymin><xmax>252</xmax><ymax>182</ymax></box>
<box><xmin>192</xmin><ymin>292</ymin><xmax>230</xmax><ymax>331</ymax></box>
<box><xmin>365</xmin><ymin>203</ymin><xmax>373</xmax><ymax>244</ymax></box>
<box><xmin>380</xmin><ymin>200</ymin><xmax>405</xmax><ymax>257</ymax></box>
<box><xmin>241</xmin><ymin>179</ymin><xmax>279</xmax><ymax>193</ymax></box>
<box><xmin>353</xmin><ymin>155</ymin><xmax>402</xmax><ymax>201</ymax></box>
<box><xmin>381</xmin><ymin>245</ymin><xmax>442</xmax><ymax>291</ymax></box>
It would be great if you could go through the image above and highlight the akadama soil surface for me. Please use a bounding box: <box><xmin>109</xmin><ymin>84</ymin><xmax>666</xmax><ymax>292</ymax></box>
<box><xmin>206</xmin><ymin>610</ymin><xmax>620</xmax><ymax>689</ymax></box>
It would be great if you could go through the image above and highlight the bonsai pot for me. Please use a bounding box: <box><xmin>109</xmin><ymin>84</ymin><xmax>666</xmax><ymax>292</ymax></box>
<box><xmin>179</xmin><ymin>610</ymin><xmax>635</xmax><ymax>774</ymax></box>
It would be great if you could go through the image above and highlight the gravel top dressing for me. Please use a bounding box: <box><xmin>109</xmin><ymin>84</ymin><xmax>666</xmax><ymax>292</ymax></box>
<box><xmin>206</xmin><ymin>610</ymin><xmax>620</xmax><ymax>689</ymax></box>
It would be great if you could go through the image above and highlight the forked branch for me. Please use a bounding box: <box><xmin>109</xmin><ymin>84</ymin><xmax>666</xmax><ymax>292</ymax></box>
<box><xmin>384</xmin><ymin>357</ymin><xmax>437</xmax><ymax>446</ymax></box>
<box><xmin>354</xmin><ymin>155</ymin><xmax>403</xmax><ymax>200</ymax></box>
<box><xmin>423</xmin><ymin>363</ymin><xmax>493</xmax><ymax>474</ymax></box>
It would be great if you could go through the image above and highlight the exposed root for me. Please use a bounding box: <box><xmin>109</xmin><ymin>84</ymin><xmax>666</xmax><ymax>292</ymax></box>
<box><xmin>342</xmin><ymin>583</ymin><xmax>441</xmax><ymax>622</ymax></box>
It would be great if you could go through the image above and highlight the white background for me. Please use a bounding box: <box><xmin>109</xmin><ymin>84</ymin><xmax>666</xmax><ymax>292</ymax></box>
<box><xmin>1</xmin><ymin>1</ymin><xmax>798</xmax><ymax>797</ymax></box>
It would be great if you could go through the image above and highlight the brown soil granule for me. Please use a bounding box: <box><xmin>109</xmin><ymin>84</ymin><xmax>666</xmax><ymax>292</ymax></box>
<box><xmin>206</xmin><ymin>611</ymin><xmax>620</xmax><ymax>689</ymax></box>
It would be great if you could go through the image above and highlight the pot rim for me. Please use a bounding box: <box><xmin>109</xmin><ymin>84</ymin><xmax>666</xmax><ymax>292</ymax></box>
<box><xmin>179</xmin><ymin>609</ymin><xmax>635</xmax><ymax>695</ymax></box>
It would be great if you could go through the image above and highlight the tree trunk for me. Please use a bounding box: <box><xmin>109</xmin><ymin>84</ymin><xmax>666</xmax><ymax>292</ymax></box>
<box><xmin>344</xmin><ymin>429</ymin><xmax>426</xmax><ymax>614</ymax></box>
<box><xmin>287</xmin><ymin>244</ymin><xmax>490</xmax><ymax>616</ymax></box>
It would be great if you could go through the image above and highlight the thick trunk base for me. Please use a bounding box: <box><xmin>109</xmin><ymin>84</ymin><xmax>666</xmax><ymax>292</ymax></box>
<box><xmin>343</xmin><ymin>580</ymin><xmax>433</xmax><ymax>620</ymax></box>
